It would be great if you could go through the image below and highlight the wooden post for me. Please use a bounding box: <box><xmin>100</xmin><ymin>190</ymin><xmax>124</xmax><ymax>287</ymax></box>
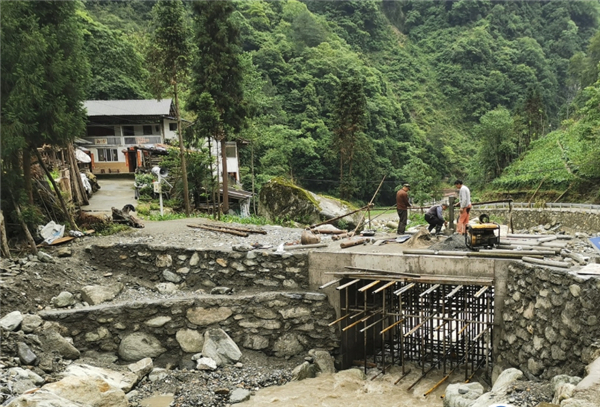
<box><xmin>0</xmin><ymin>210</ymin><xmax>11</xmax><ymax>259</ymax></box>
<box><xmin>448</xmin><ymin>196</ymin><xmax>456</xmax><ymax>232</ymax></box>
<box><xmin>34</xmin><ymin>148</ymin><xmax>78</xmax><ymax>231</ymax></box>
<box><xmin>508</xmin><ymin>201</ymin><xmax>514</xmax><ymax>234</ymax></box>
<box><xmin>528</xmin><ymin>176</ymin><xmax>546</xmax><ymax>207</ymax></box>
<box><xmin>68</xmin><ymin>144</ymin><xmax>89</xmax><ymax>206</ymax></box>
<box><xmin>9</xmin><ymin>195</ymin><xmax>38</xmax><ymax>255</ymax></box>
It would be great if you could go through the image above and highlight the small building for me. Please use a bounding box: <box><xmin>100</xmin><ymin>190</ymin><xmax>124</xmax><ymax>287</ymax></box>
<box><xmin>82</xmin><ymin>99</ymin><xmax>240</xmax><ymax>184</ymax></box>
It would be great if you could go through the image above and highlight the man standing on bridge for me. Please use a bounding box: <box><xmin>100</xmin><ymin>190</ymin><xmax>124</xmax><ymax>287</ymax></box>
<box><xmin>396</xmin><ymin>183</ymin><xmax>411</xmax><ymax>234</ymax></box>
<box><xmin>454</xmin><ymin>180</ymin><xmax>471</xmax><ymax>235</ymax></box>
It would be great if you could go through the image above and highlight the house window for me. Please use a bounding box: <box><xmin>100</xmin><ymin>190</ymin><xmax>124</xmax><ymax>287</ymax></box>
<box><xmin>87</xmin><ymin>126</ymin><xmax>115</xmax><ymax>137</ymax></box>
<box><xmin>155</xmin><ymin>125</ymin><xmax>160</xmax><ymax>133</ymax></box>
<box><xmin>123</xmin><ymin>126</ymin><xmax>135</xmax><ymax>136</ymax></box>
<box><xmin>97</xmin><ymin>148</ymin><xmax>118</xmax><ymax>162</ymax></box>
<box><xmin>143</xmin><ymin>125</ymin><xmax>153</xmax><ymax>135</ymax></box>
<box><xmin>169</xmin><ymin>123</ymin><xmax>178</xmax><ymax>131</ymax></box>
<box><xmin>225</xmin><ymin>143</ymin><xmax>237</xmax><ymax>158</ymax></box>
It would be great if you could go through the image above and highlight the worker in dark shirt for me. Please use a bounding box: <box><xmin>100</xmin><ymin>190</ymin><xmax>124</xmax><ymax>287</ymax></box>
<box><xmin>396</xmin><ymin>183</ymin><xmax>411</xmax><ymax>234</ymax></box>
<box><xmin>425</xmin><ymin>203</ymin><xmax>448</xmax><ymax>235</ymax></box>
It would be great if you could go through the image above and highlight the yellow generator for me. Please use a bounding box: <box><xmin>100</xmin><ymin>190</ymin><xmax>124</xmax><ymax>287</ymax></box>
<box><xmin>465</xmin><ymin>223</ymin><xmax>500</xmax><ymax>251</ymax></box>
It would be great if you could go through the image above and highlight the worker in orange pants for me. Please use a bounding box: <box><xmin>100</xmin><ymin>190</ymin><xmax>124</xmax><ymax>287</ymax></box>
<box><xmin>454</xmin><ymin>180</ymin><xmax>471</xmax><ymax>235</ymax></box>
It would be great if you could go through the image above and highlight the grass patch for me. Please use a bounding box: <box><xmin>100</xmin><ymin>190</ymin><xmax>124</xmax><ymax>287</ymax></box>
<box><xmin>95</xmin><ymin>223</ymin><xmax>131</xmax><ymax>236</ymax></box>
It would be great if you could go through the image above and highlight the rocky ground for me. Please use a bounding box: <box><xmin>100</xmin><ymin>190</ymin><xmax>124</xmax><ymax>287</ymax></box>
<box><xmin>1</xmin><ymin>215</ymin><xmax>599</xmax><ymax>406</ymax></box>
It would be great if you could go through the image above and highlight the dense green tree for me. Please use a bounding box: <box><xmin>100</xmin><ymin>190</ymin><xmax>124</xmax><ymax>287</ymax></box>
<box><xmin>1</xmin><ymin>0</ymin><xmax>90</xmax><ymax>230</ymax></box>
<box><xmin>473</xmin><ymin>107</ymin><xmax>516</xmax><ymax>184</ymax></box>
<box><xmin>332</xmin><ymin>73</ymin><xmax>368</xmax><ymax>200</ymax></box>
<box><xmin>147</xmin><ymin>0</ymin><xmax>193</xmax><ymax>215</ymax></box>
<box><xmin>81</xmin><ymin>12</ymin><xmax>149</xmax><ymax>100</ymax></box>
<box><xmin>188</xmin><ymin>1</ymin><xmax>247</xmax><ymax>214</ymax></box>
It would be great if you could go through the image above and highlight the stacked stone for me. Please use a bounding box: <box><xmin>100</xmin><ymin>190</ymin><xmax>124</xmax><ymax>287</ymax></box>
<box><xmin>38</xmin><ymin>291</ymin><xmax>338</xmax><ymax>365</ymax></box>
<box><xmin>88</xmin><ymin>243</ymin><xmax>309</xmax><ymax>292</ymax></box>
<box><xmin>497</xmin><ymin>262</ymin><xmax>600</xmax><ymax>379</ymax></box>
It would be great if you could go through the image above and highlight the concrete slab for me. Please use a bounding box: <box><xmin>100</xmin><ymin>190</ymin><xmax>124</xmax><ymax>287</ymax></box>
<box><xmin>81</xmin><ymin>176</ymin><xmax>136</xmax><ymax>216</ymax></box>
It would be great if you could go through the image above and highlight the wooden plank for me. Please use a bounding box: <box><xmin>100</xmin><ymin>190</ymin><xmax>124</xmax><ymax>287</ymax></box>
<box><xmin>373</xmin><ymin>281</ymin><xmax>396</xmax><ymax>294</ymax></box>
<box><xmin>284</xmin><ymin>243</ymin><xmax>328</xmax><ymax>250</ymax></box>
<box><xmin>319</xmin><ymin>279</ymin><xmax>342</xmax><ymax>289</ymax></box>
<box><xmin>336</xmin><ymin>279</ymin><xmax>361</xmax><ymax>290</ymax></box>
<box><xmin>358</xmin><ymin>280</ymin><xmax>381</xmax><ymax>292</ymax></box>
<box><xmin>345</xmin><ymin>266</ymin><xmax>420</xmax><ymax>277</ymax></box>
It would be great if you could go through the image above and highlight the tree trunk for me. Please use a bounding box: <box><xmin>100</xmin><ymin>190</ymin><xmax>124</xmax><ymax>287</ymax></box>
<box><xmin>207</xmin><ymin>136</ymin><xmax>219</xmax><ymax>219</ymax></box>
<box><xmin>251</xmin><ymin>143</ymin><xmax>256</xmax><ymax>215</ymax></box>
<box><xmin>23</xmin><ymin>147</ymin><xmax>34</xmax><ymax>205</ymax></box>
<box><xmin>0</xmin><ymin>210</ymin><xmax>11</xmax><ymax>259</ymax></box>
<box><xmin>34</xmin><ymin>148</ymin><xmax>78</xmax><ymax>231</ymax></box>
<box><xmin>221</xmin><ymin>138</ymin><xmax>229</xmax><ymax>214</ymax></box>
<box><xmin>9</xmin><ymin>195</ymin><xmax>38</xmax><ymax>255</ymax></box>
<box><xmin>174</xmin><ymin>80</ymin><xmax>191</xmax><ymax>216</ymax></box>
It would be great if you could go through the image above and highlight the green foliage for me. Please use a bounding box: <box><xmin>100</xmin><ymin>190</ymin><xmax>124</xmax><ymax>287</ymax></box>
<box><xmin>157</xmin><ymin>148</ymin><xmax>213</xmax><ymax>210</ymax></box>
<box><xmin>95</xmin><ymin>223</ymin><xmax>131</xmax><ymax>236</ymax></box>
<box><xmin>1</xmin><ymin>1</ymin><xmax>90</xmax><ymax>231</ymax></box>
<box><xmin>134</xmin><ymin>173</ymin><xmax>155</xmax><ymax>199</ymax></box>
<box><xmin>332</xmin><ymin>72</ymin><xmax>369</xmax><ymax>200</ymax></box>
<box><xmin>492</xmin><ymin>130</ymin><xmax>576</xmax><ymax>189</ymax></box>
<box><xmin>80</xmin><ymin>11</ymin><xmax>149</xmax><ymax>99</ymax></box>
<box><xmin>147</xmin><ymin>0</ymin><xmax>192</xmax><ymax>98</ymax></box>
<box><xmin>473</xmin><ymin>107</ymin><xmax>517</xmax><ymax>185</ymax></box>
<box><xmin>188</xmin><ymin>1</ymin><xmax>246</xmax><ymax>134</ymax></box>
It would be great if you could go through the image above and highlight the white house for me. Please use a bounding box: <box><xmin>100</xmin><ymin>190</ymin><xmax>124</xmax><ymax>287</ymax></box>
<box><xmin>82</xmin><ymin>99</ymin><xmax>240</xmax><ymax>184</ymax></box>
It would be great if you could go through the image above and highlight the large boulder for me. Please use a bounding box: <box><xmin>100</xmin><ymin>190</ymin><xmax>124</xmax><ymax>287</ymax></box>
<box><xmin>0</xmin><ymin>311</ymin><xmax>23</xmax><ymax>331</ymax></box>
<box><xmin>471</xmin><ymin>368</ymin><xmax>524</xmax><ymax>407</ymax></box>
<box><xmin>176</xmin><ymin>329</ymin><xmax>204</xmax><ymax>353</ymax></box>
<box><xmin>443</xmin><ymin>382</ymin><xmax>485</xmax><ymax>407</ymax></box>
<box><xmin>43</xmin><ymin>376</ymin><xmax>128</xmax><ymax>407</ymax></box>
<box><xmin>80</xmin><ymin>283</ymin><xmax>124</xmax><ymax>305</ymax></box>
<box><xmin>6</xmin><ymin>367</ymin><xmax>130</xmax><ymax>407</ymax></box>
<box><xmin>62</xmin><ymin>364</ymin><xmax>138</xmax><ymax>392</ymax></box>
<box><xmin>258</xmin><ymin>178</ymin><xmax>361</xmax><ymax>227</ymax></box>
<box><xmin>6</xmin><ymin>389</ymin><xmax>82</xmax><ymax>407</ymax></box>
<box><xmin>202</xmin><ymin>328</ymin><xmax>242</xmax><ymax>367</ymax></box>
<box><xmin>40</xmin><ymin>330</ymin><xmax>80</xmax><ymax>360</ymax></box>
<box><xmin>118</xmin><ymin>332</ymin><xmax>166</xmax><ymax>362</ymax></box>
<box><xmin>273</xmin><ymin>333</ymin><xmax>304</xmax><ymax>358</ymax></box>
<box><xmin>258</xmin><ymin>178</ymin><xmax>322</xmax><ymax>225</ymax></box>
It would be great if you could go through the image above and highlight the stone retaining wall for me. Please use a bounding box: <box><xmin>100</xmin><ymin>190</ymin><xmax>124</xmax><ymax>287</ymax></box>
<box><xmin>497</xmin><ymin>262</ymin><xmax>600</xmax><ymax>379</ymax></box>
<box><xmin>39</xmin><ymin>291</ymin><xmax>338</xmax><ymax>365</ymax></box>
<box><xmin>88</xmin><ymin>243</ymin><xmax>309</xmax><ymax>292</ymax></box>
<box><xmin>470</xmin><ymin>208</ymin><xmax>600</xmax><ymax>232</ymax></box>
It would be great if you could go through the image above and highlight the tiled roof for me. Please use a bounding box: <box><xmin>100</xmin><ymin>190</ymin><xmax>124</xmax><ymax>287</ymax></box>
<box><xmin>84</xmin><ymin>99</ymin><xmax>173</xmax><ymax>116</ymax></box>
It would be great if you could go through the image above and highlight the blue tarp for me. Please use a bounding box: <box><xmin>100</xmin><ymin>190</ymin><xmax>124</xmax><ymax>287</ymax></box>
<box><xmin>589</xmin><ymin>237</ymin><xmax>600</xmax><ymax>253</ymax></box>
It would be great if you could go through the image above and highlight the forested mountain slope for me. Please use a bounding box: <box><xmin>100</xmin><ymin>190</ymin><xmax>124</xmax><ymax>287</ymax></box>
<box><xmin>80</xmin><ymin>1</ymin><xmax>600</xmax><ymax>203</ymax></box>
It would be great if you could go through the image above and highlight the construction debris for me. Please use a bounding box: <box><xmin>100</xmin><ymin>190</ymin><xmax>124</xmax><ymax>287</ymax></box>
<box><xmin>112</xmin><ymin>205</ymin><xmax>144</xmax><ymax>228</ymax></box>
<box><xmin>301</xmin><ymin>229</ymin><xmax>321</xmax><ymax>245</ymax></box>
<box><xmin>340</xmin><ymin>238</ymin><xmax>366</xmax><ymax>249</ymax></box>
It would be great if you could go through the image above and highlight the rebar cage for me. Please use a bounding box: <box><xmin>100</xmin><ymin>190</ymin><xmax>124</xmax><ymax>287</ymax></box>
<box><xmin>332</xmin><ymin>278</ymin><xmax>494</xmax><ymax>389</ymax></box>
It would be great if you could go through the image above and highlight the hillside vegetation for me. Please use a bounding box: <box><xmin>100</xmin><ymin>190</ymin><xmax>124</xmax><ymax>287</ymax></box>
<box><xmin>83</xmin><ymin>0</ymin><xmax>600</xmax><ymax>204</ymax></box>
<box><xmin>2</xmin><ymin>0</ymin><xmax>600</xmax><ymax>241</ymax></box>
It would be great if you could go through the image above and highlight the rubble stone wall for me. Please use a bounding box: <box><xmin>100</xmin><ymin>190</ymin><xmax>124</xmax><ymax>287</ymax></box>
<box><xmin>39</xmin><ymin>291</ymin><xmax>338</xmax><ymax>362</ymax></box>
<box><xmin>88</xmin><ymin>243</ymin><xmax>309</xmax><ymax>291</ymax></box>
<box><xmin>470</xmin><ymin>208</ymin><xmax>600</xmax><ymax>232</ymax></box>
<box><xmin>497</xmin><ymin>261</ymin><xmax>600</xmax><ymax>379</ymax></box>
